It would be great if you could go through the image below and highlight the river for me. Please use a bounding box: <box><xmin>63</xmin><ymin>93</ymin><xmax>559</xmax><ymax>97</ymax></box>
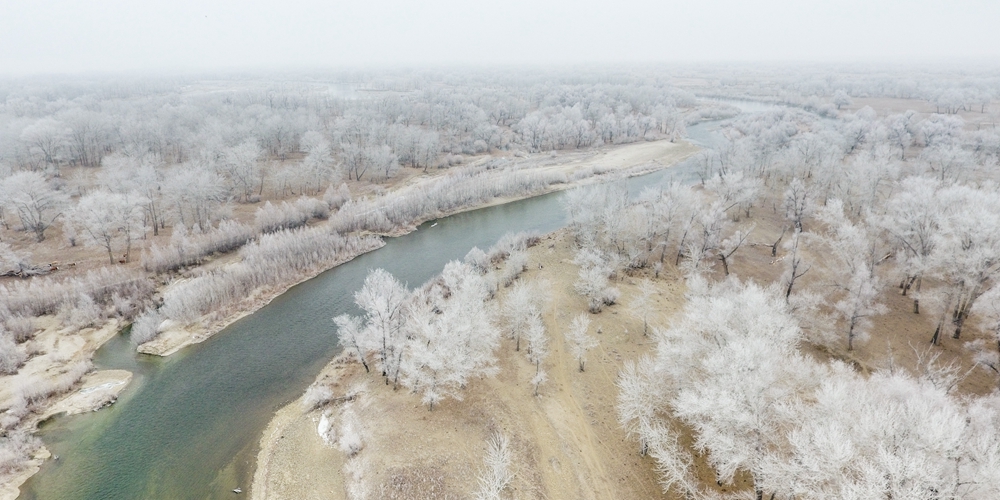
<box><xmin>20</xmin><ymin>99</ymin><xmax>765</xmax><ymax>499</ymax></box>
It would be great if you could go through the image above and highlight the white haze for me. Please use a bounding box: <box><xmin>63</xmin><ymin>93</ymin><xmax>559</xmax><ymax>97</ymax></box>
<box><xmin>1</xmin><ymin>0</ymin><xmax>999</xmax><ymax>75</ymax></box>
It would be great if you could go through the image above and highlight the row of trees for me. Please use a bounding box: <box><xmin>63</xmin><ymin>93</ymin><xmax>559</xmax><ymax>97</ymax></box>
<box><xmin>0</xmin><ymin>72</ymin><xmax>694</xmax><ymax>181</ymax></box>
<box><xmin>700</xmin><ymin>66</ymin><xmax>997</xmax><ymax>116</ymax></box>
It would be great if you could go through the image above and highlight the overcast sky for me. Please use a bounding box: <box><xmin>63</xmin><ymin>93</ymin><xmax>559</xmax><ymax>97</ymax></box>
<box><xmin>2</xmin><ymin>0</ymin><xmax>999</xmax><ymax>75</ymax></box>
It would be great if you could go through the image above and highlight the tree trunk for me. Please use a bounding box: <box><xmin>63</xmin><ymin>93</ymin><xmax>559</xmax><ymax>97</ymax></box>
<box><xmin>357</xmin><ymin>349</ymin><xmax>370</xmax><ymax>373</ymax></box>
<box><xmin>847</xmin><ymin>319</ymin><xmax>857</xmax><ymax>351</ymax></box>
<box><xmin>953</xmin><ymin>310</ymin><xmax>969</xmax><ymax>339</ymax></box>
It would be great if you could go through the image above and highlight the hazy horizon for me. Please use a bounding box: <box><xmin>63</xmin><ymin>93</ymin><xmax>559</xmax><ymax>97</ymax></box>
<box><xmin>3</xmin><ymin>0</ymin><xmax>1000</xmax><ymax>77</ymax></box>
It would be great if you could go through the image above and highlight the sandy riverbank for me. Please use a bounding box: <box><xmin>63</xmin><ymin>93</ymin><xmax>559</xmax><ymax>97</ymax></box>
<box><xmin>250</xmin><ymin>230</ymin><xmax>691</xmax><ymax>499</ymax></box>
<box><xmin>0</xmin><ymin>317</ymin><xmax>132</xmax><ymax>500</ymax></box>
<box><xmin>1</xmin><ymin>139</ymin><xmax>696</xmax><ymax>499</ymax></box>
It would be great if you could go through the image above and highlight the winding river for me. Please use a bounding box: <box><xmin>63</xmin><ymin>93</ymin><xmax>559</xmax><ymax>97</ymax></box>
<box><xmin>20</xmin><ymin>107</ymin><xmax>745</xmax><ymax>499</ymax></box>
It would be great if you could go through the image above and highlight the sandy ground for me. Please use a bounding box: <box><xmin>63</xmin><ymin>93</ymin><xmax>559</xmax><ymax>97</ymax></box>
<box><xmin>0</xmin><ymin>320</ymin><xmax>129</xmax><ymax>500</ymax></box>
<box><xmin>252</xmin><ymin>184</ymin><xmax>1000</xmax><ymax>500</ymax></box>
<box><xmin>252</xmin><ymin>231</ymin><xmax>688</xmax><ymax>500</ymax></box>
<box><xmin>0</xmin><ymin>318</ymin><xmax>122</xmax><ymax>407</ymax></box>
<box><xmin>137</xmin><ymin>140</ymin><xmax>697</xmax><ymax>357</ymax></box>
<box><xmin>38</xmin><ymin>369</ymin><xmax>133</xmax><ymax>420</ymax></box>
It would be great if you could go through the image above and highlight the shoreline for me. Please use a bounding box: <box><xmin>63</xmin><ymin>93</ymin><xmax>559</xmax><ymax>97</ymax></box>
<box><xmin>136</xmin><ymin>140</ymin><xmax>697</xmax><ymax>357</ymax></box>
<box><xmin>249</xmin><ymin>229</ymin><xmax>688</xmax><ymax>499</ymax></box>
<box><xmin>4</xmin><ymin>138</ymin><xmax>697</xmax><ymax>498</ymax></box>
<box><xmin>247</xmin><ymin>144</ymin><xmax>698</xmax><ymax>498</ymax></box>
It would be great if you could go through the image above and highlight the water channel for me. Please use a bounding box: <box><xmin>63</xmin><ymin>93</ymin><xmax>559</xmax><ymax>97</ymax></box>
<box><xmin>20</xmin><ymin>105</ymin><xmax>748</xmax><ymax>499</ymax></box>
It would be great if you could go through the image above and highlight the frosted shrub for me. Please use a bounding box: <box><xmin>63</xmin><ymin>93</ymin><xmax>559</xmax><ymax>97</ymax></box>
<box><xmin>474</xmin><ymin>432</ymin><xmax>513</xmax><ymax>500</ymax></box>
<box><xmin>501</xmin><ymin>250</ymin><xmax>528</xmax><ymax>286</ymax></box>
<box><xmin>302</xmin><ymin>383</ymin><xmax>334</xmax><ymax>411</ymax></box>
<box><xmin>4</xmin><ymin>316</ymin><xmax>36</xmax><ymax>343</ymax></box>
<box><xmin>489</xmin><ymin>231</ymin><xmax>540</xmax><ymax>263</ymax></box>
<box><xmin>150</xmin><ymin>227</ymin><xmax>383</xmax><ymax>334</ymax></box>
<box><xmin>143</xmin><ymin>220</ymin><xmax>255</xmax><ymax>273</ymax></box>
<box><xmin>317</xmin><ymin>411</ymin><xmax>336</xmax><ymax>446</ymax></box>
<box><xmin>15</xmin><ymin>361</ymin><xmax>91</xmax><ymax>409</ymax></box>
<box><xmin>0</xmin><ymin>331</ymin><xmax>26</xmax><ymax>375</ymax></box>
<box><xmin>574</xmin><ymin>248</ymin><xmax>619</xmax><ymax>313</ymax></box>
<box><xmin>56</xmin><ymin>292</ymin><xmax>103</xmax><ymax>329</ymax></box>
<box><xmin>294</xmin><ymin>196</ymin><xmax>329</xmax><ymax>220</ymax></box>
<box><xmin>254</xmin><ymin>201</ymin><xmax>310</xmax><ymax>234</ymax></box>
<box><xmin>129</xmin><ymin>310</ymin><xmax>162</xmax><ymax>346</ymax></box>
<box><xmin>0</xmin><ymin>430</ymin><xmax>42</xmax><ymax>475</ymax></box>
<box><xmin>338</xmin><ymin>405</ymin><xmax>364</xmax><ymax>456</ymax></box>
<box><xmin>0</xmin><ymin>242</ymin><xmax>27</xmax><ymax>275</ymax></box>
<box><xmin>0</xmin><ymin>267</ymin><xmax>149</xmax><ymax>318</ymax></box>
<box><xmin>464</xmin><ymin>246</ymin><xmax>490</xmax><ymax>274</ymax></box>
<box><xmin>111</xmin><ymin>293</ymin><xmax>137</xmax><ymax>321</ymax></box>
<box><xmin>323</xmin><ymin>183</ymin><xmax>351</xmax><ymax>210</ymax></box>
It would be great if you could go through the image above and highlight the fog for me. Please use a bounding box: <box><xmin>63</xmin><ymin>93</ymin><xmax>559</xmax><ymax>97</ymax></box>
<box><xmin>2</xmin><ymin>0</ymin><xmax>999</xmax><ymax>75</ymax></box>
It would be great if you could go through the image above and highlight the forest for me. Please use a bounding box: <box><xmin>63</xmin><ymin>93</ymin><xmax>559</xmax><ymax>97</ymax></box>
<box><xmin>2</xmin><ymin>65</ymin><xmax>1000</xmax><ymax>499</ymax></box>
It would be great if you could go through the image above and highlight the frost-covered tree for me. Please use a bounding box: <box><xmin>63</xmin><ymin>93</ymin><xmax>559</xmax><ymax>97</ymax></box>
<box><xmin>716</xmin><ymin>225</ymin><xmax>753</xmax><ymax>277</ymax></box>
<box><xmin>474</xmin><ymin>432</ymin><xmax>513</xmax><ymax>500</ymax></box>
<box><xmin>783</xmin><ymin>178</ymin><xmax>812</xmax><ymax>232</ymax></box>
<box><xmin>832</xmin><ymin>89</ymin><xmax>852</xmax><ymax>110</ymax></box>
<box><xmin>401</xmin><ymin>261</ymin><xmax>500</xmax><ymax>409</ymax></box>
<box><xmin>816</xmin><ymin>200</ymin><xmax>888</xmax><ymax>350</ymax></box>
<box><xmin>352</xmin><ymin>268</ymin><xmax>411</xmax><ymax>386</ymax></box>
<box><xmin>929</xmin><ymin>184</ymin><xmax>1000</xmax><ymax>341</ymax></box>
<box><xmin>71</xmin><ymin>191</ymin><xmax>147</xmax><ymax>264</ymax></box>
<box><xmin>564</xmin><ymin>313</ymin><xmax>597</xmax><ymax>371</ymax></box>
<box><xmin>219</xmin><ymin>139</ymin><xmax>264</xmax><ymax>202</ymax></box>
<box><xmin>678</xmin><ymin>200</ymin><xmax>728</xmax><ymax>277</ymax></box>
<box><xmin>881</xmin><ymin>176</ymin><xmax>941</xmax><ymax>313</ymax></box>
<box><xmin>617</xmin><ymin>280</ymin><xmax>816</xmax><ymax>499</ymax></box>
<box><xmin>618</xmin><ymin>277</ymin><xmax>1000</xmax><ymax>499</ymax></box>
<box><xmin>525</xmin><ymin>318</ymin><xmax>548</xmax><ymax>396</ymax></box>
<box><xmin>630</xmin><ymin>279</ymin><xmax>656</xmax><ymax>335</ymax></box>
<box><xmin>968</xmin><ymin>287</ymin><xmax>1000</xmax><ymax>386</ymax></box>
<box><xmin>162</xmin><ymin>163</ymin><xmax>227</xmax><ymax>232</ymax></box>
<box><xmin>0</xmin><ymin>171</ymin><xmax>69</xmax><ymax>242</ymax></box>
<box><xmin>20</xmin><ymin>117</ymin><xmax>69</xmax><ymax>170</ymax></box>
<box><xmin>573</xmin><ymin>247</ymin><xmax>620</xmax><ymax>313</ymax></box>
<box><xmin>334</xmin><ymin>314</ymin><xmax>370</xmax><ymax>373</ymax></box>
<box><xmin>502</xmin><ymin>280</ymin><xmax>544</xmax><ymax>351</ymax></box>
<box><xmin>780</xmin><ymin>229</ymin><xmax>810</xmax><ymax>302</ymax></box>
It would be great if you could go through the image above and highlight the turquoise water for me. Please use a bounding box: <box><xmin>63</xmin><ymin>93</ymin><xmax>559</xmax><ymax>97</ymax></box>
<box><xmin>21</xmin><ymin>162</ymin><xmax>700</xmax><ymax>499</ymax></box>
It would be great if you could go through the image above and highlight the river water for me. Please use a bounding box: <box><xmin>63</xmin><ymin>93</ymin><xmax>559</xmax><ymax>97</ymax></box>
<box><xmin>20</xmin><ymin>165</ymin><xmax>705</xmax><ymax>499</ymax></box>
<box><xmin>19</xmin><ymin>100</ymin><xmax>754</xmax><ymax>499</ymax></box>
